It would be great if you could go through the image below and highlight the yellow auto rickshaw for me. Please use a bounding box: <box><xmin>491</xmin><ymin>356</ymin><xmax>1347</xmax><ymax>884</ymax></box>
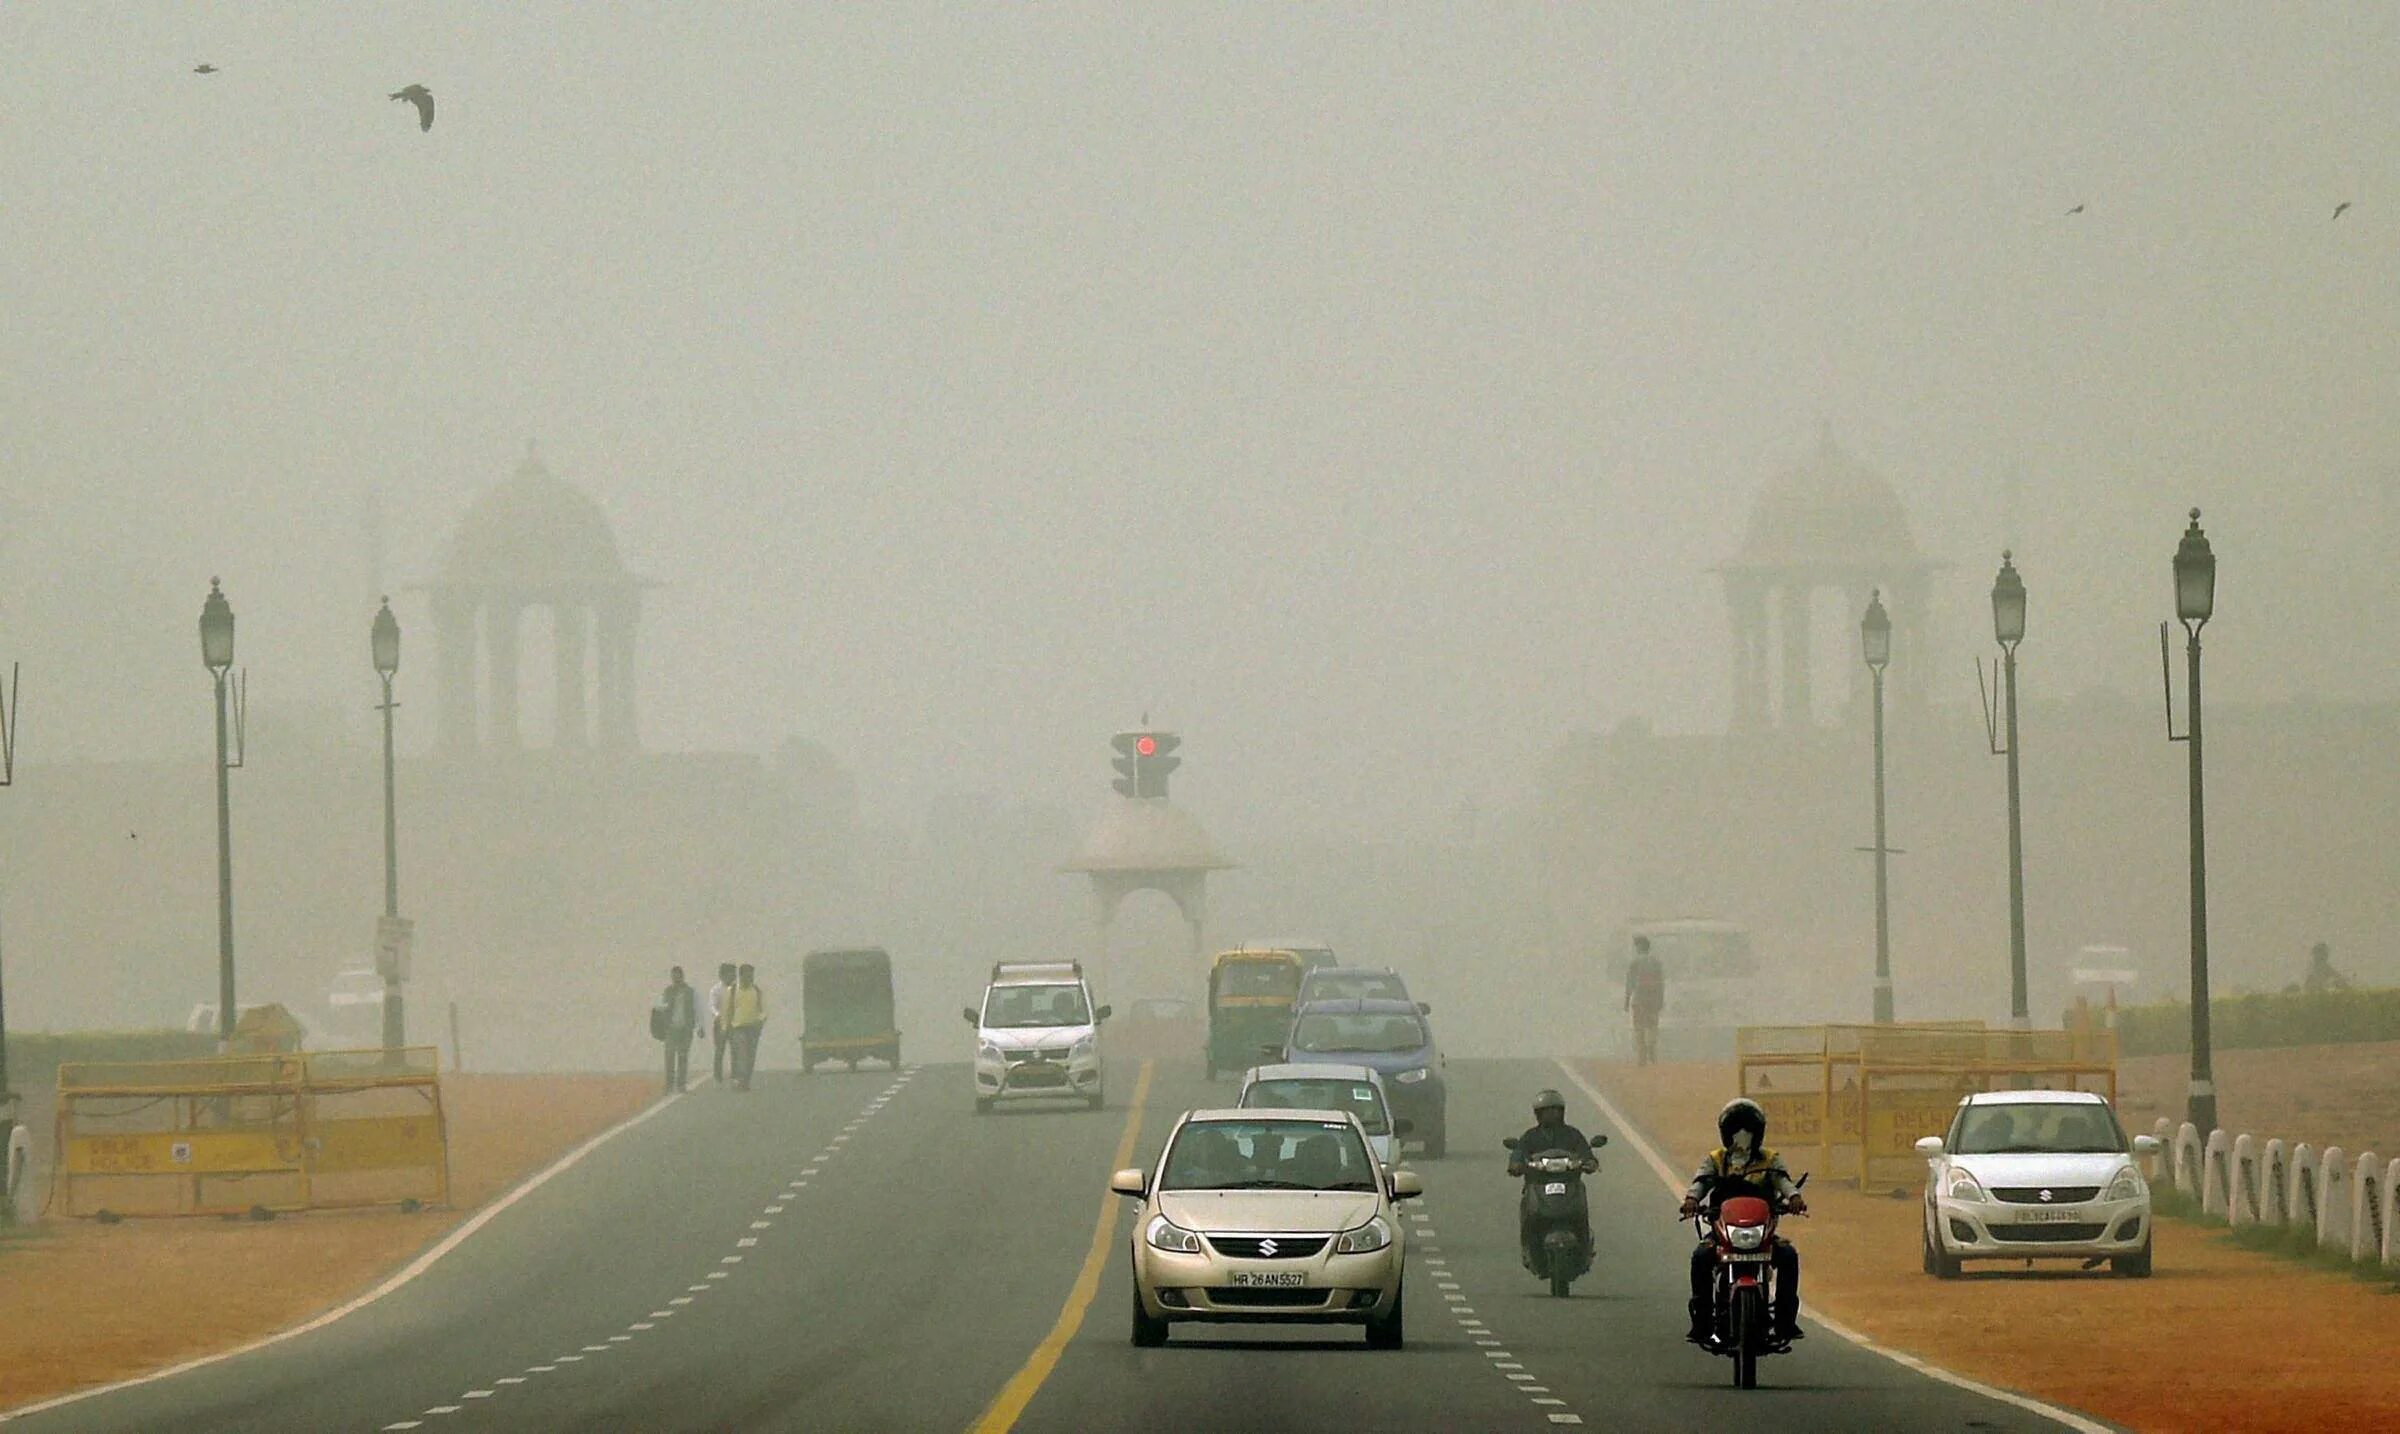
<box><xmin>1205</xmin><ymin>948</ymin><xmax>1304</xmax><ymax>1080</ymax></box>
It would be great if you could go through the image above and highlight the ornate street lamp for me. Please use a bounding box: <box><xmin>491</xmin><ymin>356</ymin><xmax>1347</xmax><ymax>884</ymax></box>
<box><xmin>2163</xmin><ymin>510</ymin><xmax>2218</xmax><ymax>1133</ymax></box>
<box><xmin>372</xmin><ymin>599</ymin><xmax>406</xmax><ymax>1054</ymax></box>
<box><xmin>1992</xmin><ymin>552</ymin><xmax>2029</xmax><ymax>1028</ymax></box>
<box><xmin>1860</xmin><ymin>591</ymin><xmax>1894</xmax><ymax>1023</ymax></box>
<box><xmin>199</xmin><ymin>579</ymin><xmax>244</xmax><ymax>1051</ymax></box>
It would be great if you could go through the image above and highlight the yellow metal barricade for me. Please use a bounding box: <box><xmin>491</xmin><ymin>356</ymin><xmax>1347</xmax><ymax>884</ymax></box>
<box><xmin>1738</xmin><ymin>1022</ymin><xmax>1988</xmax><ymax>1183</ymax></box>
<box><xmin>51</xmin><ymin>1046</ymin><xmax>448</xmax><ymax>1219</ymax></box>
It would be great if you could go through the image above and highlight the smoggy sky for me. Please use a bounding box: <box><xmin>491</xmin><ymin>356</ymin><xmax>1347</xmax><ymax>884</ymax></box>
<box><xmin>5</xmin><ymin>5</ymin><xmax>2397</xmax><ymax>841</ymax></box>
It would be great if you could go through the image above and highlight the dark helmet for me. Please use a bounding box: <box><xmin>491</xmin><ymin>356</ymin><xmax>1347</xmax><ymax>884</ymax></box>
<box><xmin>1532</xmin><ymin>1088</ymin><xmax>1566</xmax><ymax>1117</ymax></box>
<box><xmin>1717</xmin><ymin>1097</ymin><xmax>1766</xmax><ymax>1149</ymax></box>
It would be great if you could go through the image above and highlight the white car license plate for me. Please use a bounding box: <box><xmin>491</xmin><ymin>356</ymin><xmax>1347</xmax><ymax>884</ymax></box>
<box><xmin>1229</xmin><ymin>1270</ymin><xmax>1308</xmax><ymax>1288</ymax></box>
<box><xmin>2017</xmin><ymin>1207</ymin><xmax>2082</xmax><ymax>1223</ymax></box>
<box><xmin>1543</xmin><ymin>1182</ymin><xmax>1569</xmax><ymax>1196</ymax></box>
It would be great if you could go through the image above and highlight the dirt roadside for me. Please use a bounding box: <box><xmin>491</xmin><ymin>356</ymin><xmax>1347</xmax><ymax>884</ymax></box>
<box><xmin>1580</xmin><ymin>1059</ymin><xmax>2400</xmax><ymax>1434</ymax></box>
<box><xmin>0</xmin><ymin>1072</ymin><xmax>655</xmax><ymax>1412</ymax></box>
<box><xmin>2116</xmin><ymin>1039</ymin><xmax>2400</xmax><ymax>1156</ymax></box>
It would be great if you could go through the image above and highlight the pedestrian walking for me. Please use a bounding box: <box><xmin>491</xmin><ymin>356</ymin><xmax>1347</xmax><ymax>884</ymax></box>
<box><xmin>654</xmin><ymin>965</ymin><xmax>699</xmax><ymax>1093</ymax></box>
<box><xmin>1625</xmin><ymin>936</ymin><xmax>1667</xmax><ymax>1067</ymax></box>
<box><xmin>728</xmin><ymin>963</ymin><xmax>767</xmax><ymax>1091</ymax></box>
<box><xmin>709</xmin><ymin>962</ymin><xmax>736</xmax><ymax>1084</ymax></box>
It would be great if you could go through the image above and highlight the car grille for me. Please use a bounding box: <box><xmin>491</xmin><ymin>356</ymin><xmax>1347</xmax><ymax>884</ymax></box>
<box><xmin>1991</xmin><ymin>1186</ymin><xmax>2100</xmax><ymax>1205</ymax></box>
<box><xmin>1007</xmin><ymin>1065</ymin><xmax>1069</xmax><ymax>1088</ymax></box>
<box><xmin>1990</xmin><ymin>1222</ymin><xmax>2107</xmax><ymax>1243</ymax></box>
<box><xmin>1004</xmin><ymin>1048</ymin><xmax>1070</xmax><ymax>1064</ymax></box>
<box><xmin>1208</xmin><ymin>1236</ymin><xmax>1329</xmax><ymax>1260</ymax></box>
<box><xmin>1205</xmin><ymin>1286</ymin><xmax>1328</xmax><ymax>1307</ymax></box>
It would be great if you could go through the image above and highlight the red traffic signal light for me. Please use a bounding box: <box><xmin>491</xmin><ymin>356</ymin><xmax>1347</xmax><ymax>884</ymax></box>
<box><xmin>1135</xmin><ymin>736</ymin><xmax>1157</xmax><ymax>757</ymax></box>
<box><xmin>1110</xmin><ymin>730</ymin><xmax>1181</xmax><ymax>799</ymax></box>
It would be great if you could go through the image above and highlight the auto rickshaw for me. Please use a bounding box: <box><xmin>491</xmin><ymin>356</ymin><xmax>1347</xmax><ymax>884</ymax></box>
<box><xmin>800</xmin><ymin>948</ymin><xmax>901</xmax><ymax>1073</ymax></box>
<box><xmin>1204</xmin><ymin>948</ymin><xmax>1304</xmax><ymax>1079</ymax></box>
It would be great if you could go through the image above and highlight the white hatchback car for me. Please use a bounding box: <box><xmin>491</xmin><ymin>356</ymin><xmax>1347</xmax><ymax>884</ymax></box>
<box><xmin>1114</xmin><ymin>1108</ymin><xmax>1421</xmax><ymax>1348</ymax></box>
<box><xmin>1237</xmin><ymin>1063</ymin><xmax>1403</xmax><ymax>1167</ymax></box>
<box><xmin>1917</xmin><ymin>1090</ymin><xmax>2160</xmax><ymax>1278</ymax></box>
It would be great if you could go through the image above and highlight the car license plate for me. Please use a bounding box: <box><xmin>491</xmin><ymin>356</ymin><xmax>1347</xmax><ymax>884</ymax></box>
<box><xmin>1543</xmin><ymin>1182</ymin><xmax>1569</xmax><ymax>1196</ymax></box>
<box><xmin>1229</xmin><ymin>1270</ymin><xmax>1307</xmax><ymax>1288</ymax></box>
<box><xmin>2018</xmin><ymin>1207</ymin><xmax>2081</xmax><ymax>1223</ymax></box>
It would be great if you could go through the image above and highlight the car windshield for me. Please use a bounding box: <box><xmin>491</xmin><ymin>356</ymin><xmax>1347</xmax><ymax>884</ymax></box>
<box><xmin>983</xmin><ymin>984</ymin><xmax>1090</xmax><ymax>1029</ymax></box>
<box><xmin>1158</xmin><ymin>1119</ymin><xmax>1381</xmax><ymax>1192</ymax></box>
<box><xmin>1242</xmin><ymin>1078</ymin><xmax>1390</xmax><ymax>1135</ymax></box>
<box><xmin>1293</xmin><ymin>1012</ymin><xmax>1426</xmax><ymax>1055</ymax></box>
<box><xmin>1950</xmin><ymin>1102</ymin><xmax>2127</xmax><ymax>1155</ymax></box>
<box><xmin>1302</xmin><ymin>972</ymin><xmax>1408</xmax><ymax>1002</ymax></box>
<box><xmin>1218</xmin><ymin>961</ymin><xmax>1300</xmax><ymax>998</ymax></box>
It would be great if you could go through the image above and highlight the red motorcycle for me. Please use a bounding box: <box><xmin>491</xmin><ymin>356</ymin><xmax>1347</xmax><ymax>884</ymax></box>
<box><xmin>1686</xmin><ymin>1171</ymin><xmax>1807</xmax><ymax>1390</ymax></box>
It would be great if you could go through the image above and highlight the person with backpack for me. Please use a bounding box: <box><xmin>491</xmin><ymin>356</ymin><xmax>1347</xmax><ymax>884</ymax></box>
<box><xmin>652</xmin><ymin>966</ymin><xmax>700</xmax><ymax>1093</ymax></box>
<box><xmin>1625</xmin><ymin>936</ymin><xmax>1667</xmax><ymax>1066</ymax></box>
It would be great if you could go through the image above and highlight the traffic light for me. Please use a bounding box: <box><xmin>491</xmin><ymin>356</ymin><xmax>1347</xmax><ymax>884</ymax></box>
<box><xmin>1110</xmin><ymin>730</ymin><xmax>1182</xmax><ymax>799</ymax></box>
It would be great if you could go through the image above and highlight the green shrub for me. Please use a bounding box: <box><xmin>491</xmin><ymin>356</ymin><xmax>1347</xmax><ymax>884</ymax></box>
<box><xmin>2114</xmin><ymin>987</ymin><xmax>2400</xmax><ymax>1056</ymax></box>
<box><xmin>4</xmin><ymin>1029</ymin><xmax>216</xmax><ymax>1093</ymax></box>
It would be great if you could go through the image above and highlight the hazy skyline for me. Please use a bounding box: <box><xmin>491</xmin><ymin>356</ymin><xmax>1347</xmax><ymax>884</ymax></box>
<box><xmin>6</xmin><ymin>5</ymin><xmax>2398</xmax><ymax>842</ymax></box>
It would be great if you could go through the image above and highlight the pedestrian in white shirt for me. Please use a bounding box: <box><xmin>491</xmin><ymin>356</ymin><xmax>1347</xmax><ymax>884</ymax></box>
<box><xmin>708</xmin><ymin>963</ymin><xmax>736</xmax><ymax>1084</ymax></box>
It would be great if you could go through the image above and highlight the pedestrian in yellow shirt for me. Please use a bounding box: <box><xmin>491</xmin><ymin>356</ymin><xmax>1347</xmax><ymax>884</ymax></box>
<box><xmin>728</xmin><ymin>963</ymin><xmax>767</xmax><ymax>1091</ymax></box>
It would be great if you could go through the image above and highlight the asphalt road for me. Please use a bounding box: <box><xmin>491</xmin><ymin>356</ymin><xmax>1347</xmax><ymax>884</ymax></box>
<box><xmin>4</xmin><ymin>1056</ymin><xmax>2097</xmax><ymax>1433</ymax></box>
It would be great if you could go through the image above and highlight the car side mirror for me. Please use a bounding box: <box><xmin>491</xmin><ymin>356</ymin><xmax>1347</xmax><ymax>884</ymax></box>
<box><xmin>1109</xmin><ymin>1167</ymin><xmax>1147</xmax><ymax>1198</ymax></box>
<box><xmin>1913</xmin><ymin>1136</ymin><xmax>1945</xmax><ymax>1156</ymax></box>
<box><xmin>1417</xmin><ymin>1002</ymin><xmax>1432</xmax><ymax>1015</ymax></box>
<box><xmin>2132</xmin><ymin>1134</ymin><xmax>2161</xmax><ymax>1156</ymax></box>
<box><xmin>961</xmin><ymin>1007</ymin><xmax>979</xmax><ymax>1026</ymax></box>
<box><xmin>1500</xmin><ymin>1136</ymin><xmax>1519</xmax><ymax>1151</ymax></box>
<box><xmin>1593</xmin><ymin>1133</ymin><xmax>1610</xmax><ymax>1148</ymax></box>
<box><xmin>1388</xmin><ymin>1170</ymin><xmax>1424</xmax><ymax>1202</ymax></box>
<box><xmin>1094</xmin><ymin>1004</ymin><xmax>1113</xmax><ymax>1023</ymax></box>
<box><xmin>1393</xmin><ymin>1119</ymin><xmax>1415</xmax><ymax>1137</ymax></box>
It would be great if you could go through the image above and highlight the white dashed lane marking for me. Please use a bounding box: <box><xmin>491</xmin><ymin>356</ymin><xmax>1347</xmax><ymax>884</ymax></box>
<box><xmin>1414</xmin><ymin>1192</ymin><xmax>1587</xmax><ymax>1429</ymax></box>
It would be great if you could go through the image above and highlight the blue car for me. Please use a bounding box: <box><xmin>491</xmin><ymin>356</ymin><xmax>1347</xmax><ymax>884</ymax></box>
<box><xmin>1284</xmin><ymin>997</ymin><xmax>1446</xmax><ymax>1158</ymax></box>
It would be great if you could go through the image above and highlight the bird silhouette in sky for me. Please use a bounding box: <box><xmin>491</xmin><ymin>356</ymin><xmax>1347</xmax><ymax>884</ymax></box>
<box><xmin>2064</xmin><ymin>203</ymin><xmax>2086</xmax><ymax>216</ymax></box>
<box><xmin>2333</xmin><ymin>201</ymin><xmax>2352</xmax><ymax>221</ymax></box>
<box><xmin>390</xmin><ymin>84</ymin><xmax>434</xmax><ymax>132</ymax></box>
<box><xmin>193</xmin><ymin>63</ymin><xmax>219</xmax><ymax>75</ymax></box>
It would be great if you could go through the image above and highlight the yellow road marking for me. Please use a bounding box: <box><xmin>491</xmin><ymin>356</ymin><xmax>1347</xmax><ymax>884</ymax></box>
<box><xmin>969</xmin><ymin>1058</ymin><xmax>1156</xmax><ymax>1434</ymax></box>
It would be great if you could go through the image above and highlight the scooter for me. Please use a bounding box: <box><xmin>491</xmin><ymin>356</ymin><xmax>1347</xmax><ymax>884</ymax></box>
<box><xmin>1502</xmin><ymin>1134</ymin><xmax>1606</xmax><ymax>1297</ymax></box>
<box><xmin>1687</xmin><ymin>1171</ymin><xmax>1807</xmax><ymax>1389</ymax></box>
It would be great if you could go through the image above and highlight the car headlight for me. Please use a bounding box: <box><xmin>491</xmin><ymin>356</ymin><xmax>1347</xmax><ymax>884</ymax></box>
<box><xmin>1943</xmin><ymin>1167</ymin><xmax>1988</xmax><ymax>1203</ymax></box>
<box><xmin>1071</xmin><ymin>1035</ymin><xmax>1096</xmax><ymax>1060</ymax></box>
<box><xmin>978</xmin><ymin>1043</ymin><xmax>1003</xmax><ymax>1063</ymax></box>
<box><xmin>1145</xmin><ymin>1215</ymin><xmax>1202</xmax><ymax>1254</ymax></box>
<box><xmin>2105</xmin><ymin>1166</ymin><xmax>2145</xmax><ymax>1202</ymax></box>
<box><xmin>1726</xmin><ymin>1224</ymin><xmax>1766</xmax><ymax>1251</ymax></box>
<box><xmin>1334</xmin><ymin>1216</ymin><xmax>1393</xmax><ymax>1254</ymax></box>
<box><xmin>1393</xmin><ymin>1067</ymin><xmax>1430</xmax><ymax>1084</ymax></box>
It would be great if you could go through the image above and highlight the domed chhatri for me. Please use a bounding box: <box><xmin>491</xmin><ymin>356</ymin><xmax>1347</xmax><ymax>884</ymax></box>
<box><xmin>425</xmin><ymin>443</ymin><xmax>648</xmax><ymax>754</ymax></box>
<box><xmin>1717</xmin><ymin>428</ymin><xmax>1946</xmax><ymax>733</ymax></box>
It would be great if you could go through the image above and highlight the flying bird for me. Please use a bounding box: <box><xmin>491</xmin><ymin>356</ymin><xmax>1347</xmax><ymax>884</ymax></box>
<box><xmin>2333</xmin><ymin>201</ymin><xmax>2352</xmax><ymax>221</ymax></box>
<box><xmin>2064</xmin><ymin>203</ymin><xmax>2085</xmax><ymax>216</ymax></box>
<box><xmin>390</xmin><ymin>84</ymin><xmax>434</xmax><ymax>132</ymax></box>
<box><xmin>193</xmin><ymin>63</ymin><xmax>218</xmax><ymax>75</ymax></box>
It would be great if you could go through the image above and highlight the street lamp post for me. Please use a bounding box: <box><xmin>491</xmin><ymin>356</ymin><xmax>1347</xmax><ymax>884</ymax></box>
<box><xmin>2162</xmin><ymin>510</ymin><xmax>2218</xmax><ymax>1134</ymax></box>
<box><xmin>199</xmin><ymin>579</ymin><xmax>242</xmax><ymax>1053</ymax></box>
<box><xmin>372</xmin><ymin>598</ymin><xmax>405</xmax><ymax>1054</ymax></box>
<box><xmin>1991</xmin><ymin>553</ymin><xmax>2029</xmax><ymax>1029</ymax></box>
<box><xmin>1860</xmin><ymin>591</ymin><xmax>1894</xmax><ymax>1024</ymax></box>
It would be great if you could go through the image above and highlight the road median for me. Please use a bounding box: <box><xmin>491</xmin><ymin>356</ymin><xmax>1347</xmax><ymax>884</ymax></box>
<box><xmin>0</xmin><ymin>1071</ymin><xmax>654</xmax><ymax>1414</ymax></box>
<box><xmin>1578</xmin><ymin>1057</ymin><xmax>2400</xmax><ymax>1434</ymax></box>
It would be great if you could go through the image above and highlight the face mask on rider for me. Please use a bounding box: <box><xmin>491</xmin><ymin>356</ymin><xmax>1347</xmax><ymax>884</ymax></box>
<box><xmin>1729</xmin><ymin>1130</ymin><xmax>1754</xmax><ymax>1157</ymax></box>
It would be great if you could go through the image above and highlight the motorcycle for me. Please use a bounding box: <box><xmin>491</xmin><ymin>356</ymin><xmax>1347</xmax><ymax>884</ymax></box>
<box><xmin>1686</xmin><ymin>1170</ymin><xmax>1807</xmax><ymax>1389</ymax></box>
<box><xmin>1501</xmin><ymin>1134</ymin><xmax>1606</xmax><ymax>1297</ymax></box>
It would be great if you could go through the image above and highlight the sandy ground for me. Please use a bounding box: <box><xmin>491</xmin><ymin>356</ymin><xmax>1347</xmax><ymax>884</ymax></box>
<box><xmin>0</xmin><ymin>1072</ymin><xmax>655</xmax><ymax>1412</ymax></box>
<box><xmin>1583</xmin><ymin>1059</ymin><xmax>2400</xmax><ymax>1434</ymax></box>
<box><xmin>2117</xmin><ymin>1040</ymin><xmax>2400</xmax><ymax>1156</ymax></box>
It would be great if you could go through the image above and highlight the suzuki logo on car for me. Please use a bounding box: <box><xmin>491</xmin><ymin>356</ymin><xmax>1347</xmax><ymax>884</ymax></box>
<box><xmin>1259</xmin><ymin>1239</ymin><xmax>1279</xmax><ymax>1257</ymax></box>
<box><xmin>2038</xmin><ymin>1189</ymin><xmax>2053</xmax><ymax>1202</ymax></box>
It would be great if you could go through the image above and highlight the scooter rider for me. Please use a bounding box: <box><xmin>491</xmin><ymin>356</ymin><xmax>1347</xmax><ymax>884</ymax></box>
<box><xmin>1679</xmin><ymin>1097</ymin><xmax>1806</xmax><ymax>1347</ymax></box>
<box><xmin>1509</xmin><ymin>1089</ymin><xmax>1599</xmax><ymax>1268</ymax></box>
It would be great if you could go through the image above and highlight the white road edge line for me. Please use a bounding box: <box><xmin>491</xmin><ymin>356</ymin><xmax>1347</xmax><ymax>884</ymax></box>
<box><xmin>1552</xmin><ymin>1058</ymin><xmax>2114</xmax><ymax>1434</ymax></box>
<box><xmin>0</xmin><ymin>1088</ymin><xmax>690</xmax><ymax>1424</ymax></box>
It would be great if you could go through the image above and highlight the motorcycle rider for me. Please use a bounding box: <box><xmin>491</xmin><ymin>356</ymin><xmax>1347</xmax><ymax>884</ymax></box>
<box><xmin>1508</xmin><ymin>1089</ymin><xmax>1599</xmax><ymax>1270</ymax></box>
<box><xmin>1678</xmin><ymin>1096</ymin><xmax>1806</xmax><ymax>1348</ymax></box>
